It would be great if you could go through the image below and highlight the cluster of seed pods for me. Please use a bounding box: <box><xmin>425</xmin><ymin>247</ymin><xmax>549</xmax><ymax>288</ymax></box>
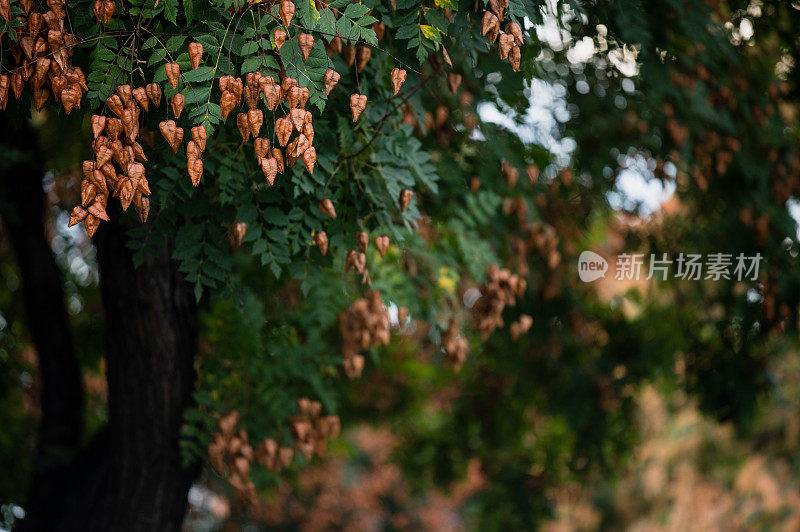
<box><xmin>0</xmin><ymin>0</ymin><xmax>86</xmax><ymax>113</ymax></box>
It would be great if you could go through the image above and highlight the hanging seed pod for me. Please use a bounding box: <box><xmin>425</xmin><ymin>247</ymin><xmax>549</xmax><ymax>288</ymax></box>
<box><xmin>292</xmin><ymin>134</ymin><xmax>310</xmax><ymax>157</ymax></box>
<box><xmin>507</xmin><ymin>21</ymin><xmax>523</xmax><ymax>45</ymax></box>
<box><xmin>289</xmin><ymin>108</ymin><xmax>305</xmax><ymax>131</ymax></box>
<box><xmin>498</xmin><ymin>33</ymin><xmax>513</xmax><ymax>60</ymax></box>
<box><xmin>145</xmin><ymin>83</ymin><xmax>162</xmax><ymax>106</ymax></box>
<box><xmin>298</xmin><ymin>86</ymin><xmax>309</xmax><ymax>109</ymax></box>
<box><xmin>260</xmin><ymin>157</ymin><xmax>278</xmax><ymax>185</ymax></box>
<box><xmin>188</xmin><ymin>42</ymin><xmax>203</xmax><ymax>69</ymax></box>
<box><xmin>96</xmin><ymin>145</ymin><xmax>113</xmax><ymax>167</ymax></box>
<box><xmin>230</xmin><ymin>221</ymin><xmax>247</xmax><ymax>249</ymax></box>
<box><xmin>247</xmin><ymin>109</ymin><xmax>263</xmax><ymax>137</ymax></box>
<box><xmin>343</xmin><ymin>354</ymin><xmax>364</xmax><ymax>378</ymax></box>
<box><xmin>374</xmin><ymin>21</ymin><xmax>386</xmax><ymax>41</ymax></box>
<box><xmin>243</xmin><ymin>85</ymin><xmax>258</xmax><ymax>110</ymax></box>
<box><xmin>508</xmin><ymin>45</ymin><xmax>521</xmax><ymax>71</ymax></box>
<box><xmin>122</xmin><ymin>108</ymin><xmax>135</xmax><ymax>139</ymax></box>
<box><xmin>88</xmin><ymin>198</ymin><xmax>110</xmax><ymax>222</ymax></box>
<box><xmin>82</xmin><ymin>161</ymin><xmax>94</xmax><ymax>182</ymax></box>
<box><xmin>350</xmin><ymin>93</ymin><xmax>367</xmax><ymax>121</ymax></box>
<box><xmin>301</xmin><ymin>146</ymin><xmax>316</xmax><ymax>174</ymax></box>
<box><xmin>275</xmin><ymin>117</ymin><xmax>292</xmax><ymax>146</ymax></box>
<box><xmin>110</xmin><ymin>140</ymin><xmax>125</xmax><ymax>166</ymax></box>
<box><xmin>356</xmin><ymin>46</ymin><xmax>371</xmax><ymax>72</ymax></box>
<box><xmin>220</xmin><ymin>90</ymin><xmax>236</xmax><ymax>119</ymax></box>
<box><xmin>272</xmin><ymin>148</ymin><xmax>285</xmax><ymax>173</ymax></box>
<box><xmin>159</xmin><ymin>119</ymin><xmax>183</xmax><ymax>152</ymax></box>
<box><xmin>279</xmin><ymin>0</ymin><xmax>294</xmax><ymax>26</ymax></box>
<box><xmin>68</xmin><ymin>205</ymin><xmax>88</xmax><ymax>226</ymax></box>
<box><xmin>399</xmin><ymin>189</ymin><xmax>413</xmax><ymax>211</ymax></box>
<box><xmin>91</xmin><ymin>115</ymin><xmax>106</xmax><ymax>139</ymax></box>
<box><xmin>92</xmin><ymin>0</ymin><xmax>103</xmax><ymax>22</ymax></box>
<box><xmin>481</xmin><ymin>12</ymin><xmax>500</xmax><ymax>43</ymax></box>
<box><xmin>92</xmin><ymin>169</ymin><xmax>109</xmax><ymax>194</ymax></box>
<box><xmin>236</xmin><ymin>113</ymin><xmax>250</xmax><ymax>141</ymax></box>
<box><xmin>33</xmin><ymin>58</ymin><xmax>50</xmax><ymax>89</ymax></box>
<box><xmin>390</xmin><ymin>68</ymin><xmax>406</xmax><ymax>95</ymax></box>
<box><xmin>489</xmin><ymin>0</ymin><xmax>508</xmax><ymax>18</ymax></box>
<box><xmin>302</xmin><ymin>122</ymin><xmax>314</xmax><ymax>144</ymax></box>
<box><xmin>106</xmin><ymin>94</ymin><xmax>124</xmax><ymax>117</ymax></box>
<box><xmin>191</xmin><ymin>125</ymin><xmax>207</xmax><ymax>152</ymax></box>
<box><xmin>280</xmin><ymin>77</ymin><xmax>297</xmax><ymax>100</ymax></box>
<box><xmin>188</xmin><ymin>157</ymin><xmax>203</xmax><ymax>186</ymax></box>
<box><xmin>299</xmin><ymin>33</ymin><xmax>314</xmax><ymax>61</ymax></box>
<box><xmin>105</xmin><ymin>117</ymin><xmax>122</xmax><ymax>140</ymax></box>
<box><xmin>273</xmin><ymin>28</ymin><xmax>287</xmax><ymax>51</ymax></box>
<box><xmin>170</xmin><ymin>92</ymin><xmax>185</xmax><ymax>118</ymax></box>
<box><xmin>323</xmin><ymin>69</ymin><xmax>340</xmax><ymax>96</ymax></box>
<box><xmin>355</xmin><ymin>231</ymin><xmax>368</xmax><ymax>253</ymax></box>
<box><xmin>116</xmin><ymin>84</ymin><xmax>132</xmax><ymax>106</ymax></box>
<box><xmin>164</xmin><ymin>62</ymin><xmax>180</xmax><ymax>89</ymax></box>
<box><xmin>0</xmin><ymin>75</ymin><xmax>7</xmax><ymax>111</ymax></box>
<box><xmin>314</xmin><ymin>231</ymin><xmax>328</xmax><ymax>255</ymax></box>
<box><xmin>102</xmin><ymin>0</ymin><xmax>115</xmax><ymax>23</ymax></box>
<box><xmin>447</xmin><ymin>73</ymin><xmax>462</xmax><ymax>94</ymax></box>
<box><xmin>375</xmin><ymin>236</ymin><xmax>389</xmax><ymax>258</ymax></box>
<box><xmin>84</xmin><ymin>215</ymin><xmax>100</xmax><ymax>237</ymax></box>
<box><xmin>186</xmin><ymin>140</ymin><xmax>200</xmax><ymax>160</ymax></box>
<box><xmin>318</xmin><ymin>199</ymin><xmax>336</xmax><ymax>219</ymax></box>
<box><xmin>81</xmin><ymin>181</ymin><xmax>97</xmax><ymax>206</ymax></box>
<box><xmin>132</xmin><ymin>140</ymin><xmax>147</xmax><ymax>162</ymax></box>
<box><xmin>259</xmin><ymin>76</ymin><xmax>280</xmax><ymax>110</ymax></box>
<box><xmin>135</xmin><ymin>195</ymin><xmax>150</xmax><ymax>222</ymax></box>
<box><xmin>286</xmin><ymin>86</ymin><xmax>301</xmax><ymax>108</ymax></box>
<box><xmin>132</xmin><ymin>87</ymin><xmax>149</xmax><ymax>111</ymax></box>
<box><xmin>254</xmin><ymin>138</ymin><xmax>270</xmax><ymax>160</ymax></box>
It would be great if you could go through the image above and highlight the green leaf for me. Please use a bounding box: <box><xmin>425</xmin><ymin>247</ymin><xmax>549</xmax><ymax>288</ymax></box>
<box><xmin>183</xmin><ymin>0</ymin><xmax>193</xmax><ymax>23</ymax></box>
<box><xmin>163</xmin><ymin>0</ymin><xmax>178</xmax><ymax>24</ymax></box>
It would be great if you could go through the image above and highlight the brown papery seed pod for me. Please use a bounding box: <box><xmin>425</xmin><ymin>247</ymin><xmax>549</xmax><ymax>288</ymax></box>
<box><xmin>301</xmin><ymin>146</ymin><xmax>316</xmax><ymax>174</ymax></box>
<box><xmin>299</xmin><ymin>33</ymin><xmax>314</xmax><ymax>61</ymax></box>
<box><xmin>132</xmin><ymin>87</ymin><xmax>149</xmax><ymax>111</ymax></box>
<box><xmin>273</xmin><ymin>28</ymin><xmax>287</xmax><ymax>51</ymax></box>
<box><xmin>319</xmin><ymin>199</ymin><xmax>336</xmax><ymax>219</ymax></box>
<box><xmin>323</xmin><ymin>69</ymin><xmax>340</xmax><ymax>96</ymax></box>
<box><xmin>145</xmin><ymin>83</ymin><xmax>162</xmax><ymax>106</ymax></box>
<box><xmin>447</xmin><ymin>73</ymin><xmax>462</xmax><ymax>94</ymax></box>
<box><xmin>375</xmin><ymin>235</ymin><xmax>389</xmax><ymax>258</ymax></box>
<box><xmin>261</xmin><ymin>157</ymin><xmax>278</xmax><ymax>186</ymax></box>
<box><xmin>390</xmin><ymin>68</ymin><xmax>406</xmax><ymax>95</ymax></box>
<box><xmin>164</xmin><ymin>62</ymin><xmax>180</xmax><ymax>89</ymax></box>
<box><xmin>191</xmin><ymin>125</ymin><xmax>207</xmax><ymax>152</ymax></box>
<box><xmin>236</xmin><ymin>113</ymin><xmax>250</xmax><ymax>141</ymax></box>
<box><xmin>220</xmin><ymin>90</ymin><xmax>236</xmax><ymax>120</ymax></box>
<box><xmin>350</xmin><ymin>93</ymin><xmax>367</xmax><ymax>121</ymax></box>
<box><xmin>314</xmin><ymin>231</ymin><xmax>328</xmax><ymax>255</ymax></box>
<box><xmin>170</xmin><ymin>92</ymin><xmax>185</xmax><ymax>118</ymax></box>
<box><xmin>355</xmin><ymin>231</ymin><xmax>368</xmax><ymax>253</ymax></box>
<box><xmin>188</xmin><ymin>42</ymin><xmax>203</xmax><ymax>69</ymax></box>
<box><xmin>279</xmin><ymin>0</ymin><xmax>294</xmax><ymax>26</ymax></box>
<box><xmin>399</xmin><ymin>189</ymin><xmax>413</xmax><ymax>211</ymax></box>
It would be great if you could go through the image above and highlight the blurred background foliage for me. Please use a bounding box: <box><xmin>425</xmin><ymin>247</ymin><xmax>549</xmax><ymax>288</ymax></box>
<box><xmin>4</xmin><ymin>0</ymin><xmax>800</xmax><ymax>530</ymax></box>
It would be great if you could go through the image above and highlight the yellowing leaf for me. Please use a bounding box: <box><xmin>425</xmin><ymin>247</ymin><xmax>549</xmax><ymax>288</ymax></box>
<box><xmin>434</xmin><ymin>0</ymin><xmax>457</xmax><ymax>8</ymax></box>
<box><xmin>420</xmin><ymin>24</ymin><xmax>441</xmax><ymax>42</ymax></box>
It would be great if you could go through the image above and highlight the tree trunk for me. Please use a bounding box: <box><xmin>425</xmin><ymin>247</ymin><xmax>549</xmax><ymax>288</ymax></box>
<box><xmin>0</xmin><ymin>122</ymin><xmax>84</xmax><ymax>532</ymax></box>
<box><xmin>57</xmin><ymin>217</ymin><xmax>200</xmax><ymax>531</ymax></box>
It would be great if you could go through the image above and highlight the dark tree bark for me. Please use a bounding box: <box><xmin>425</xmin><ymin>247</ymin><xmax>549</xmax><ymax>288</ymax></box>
<box><xmin>56</xmin><ymin>217</ymin><xmax>200</xmax><ymax>531</ymax></box>
<box><xmin>1</xmin><ymin>120</ymin><xmax>199</xmax><ymax>530</ymax></box>
<box><xmin>0</xmin><ymin>123</ymin><xmax>85</xmax><ymax>532</ymax></box>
